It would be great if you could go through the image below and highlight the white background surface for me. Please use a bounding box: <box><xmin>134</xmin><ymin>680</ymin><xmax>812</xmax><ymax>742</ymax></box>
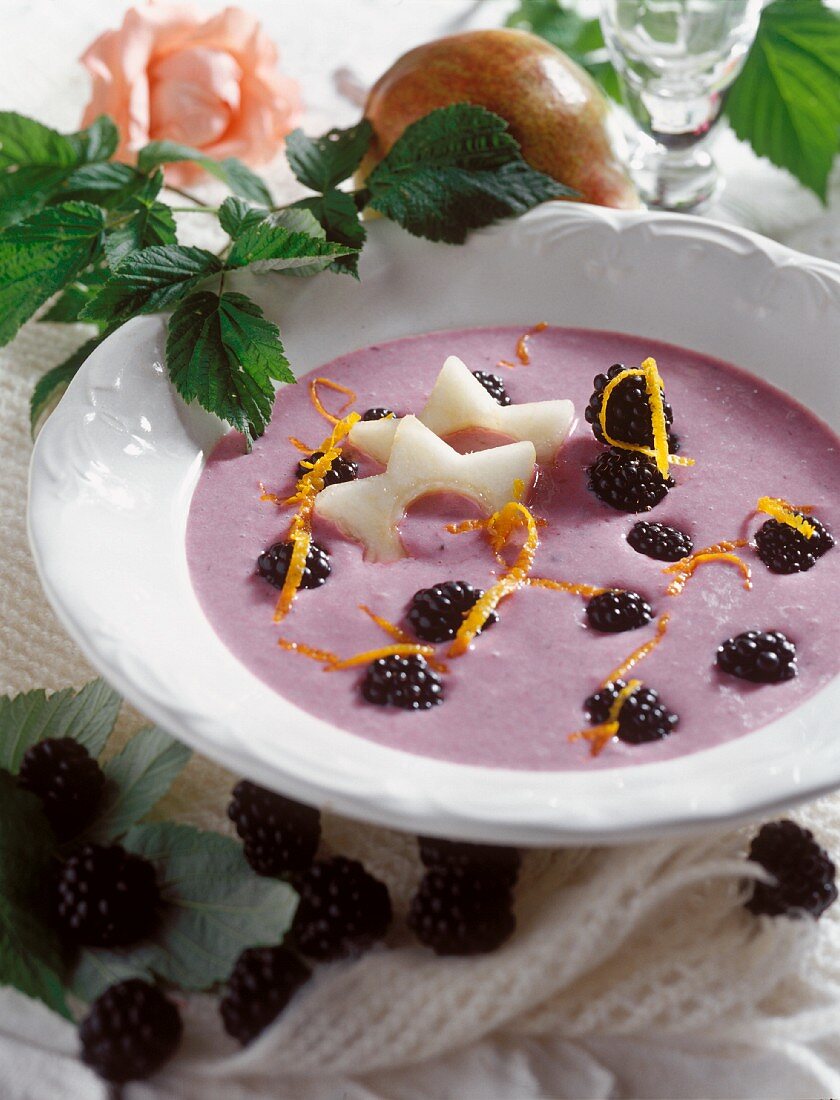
<box><xmin>2</xmin><ymin>2</ymin><xmax>840</xmax><ymax>1098</ymax></box>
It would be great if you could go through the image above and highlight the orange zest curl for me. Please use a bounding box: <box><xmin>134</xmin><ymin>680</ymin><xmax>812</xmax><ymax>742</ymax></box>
<box><xmin>358</xmin><ymin>604</ymin><xmax>448</xmax><ymax>672</ymax></box>
<box><xmin>603</xmin><ymin>613</ymin><xmax>670</xmax><ymax>686</ymax></box>
<box><xmin>525</xmin><ymin>577</ymin><xmax>606</xmax><ymax>599</ymax></box>
<box><xmin>288</xmin><ymin>435</ymin><xmax>314</xmax><ymax>454</ymax></box>
<box><xmin>598</xmin><ymin>358</ymin><xmax>694</xmax><ymax>479</ymax></box>
<box><xmin>270</xmin><ymin>411</ymin><xmax>360</xmax><ymax>623</ymax></box>
<box><xmin>278</xmin><ymin>637</ymin><xmax>436</xmax><ymax>670</ymax></box>
<box><xmin>663</xmin><ymin>540</ymin><xmax>751</xmax><ymax>597</ymax></box>
<box><xmin>568</xmin><ymin>679</ymin><xmax>642</xmax><ymax>757</ymax></box>
<box><xmin>756</xmin><ymin>496</ymin><xmax>816</xmax><ymax>539</ymax></box>
<box><xmin>448</xmin><ymin>501</ymin><xmax>539</xmax><ymax>657</ymax></box>
<box><xmin>497</xmin><ymin>321</ymin><xmax>548</xmax><ymax>369</ymax></box>
<box><xmin>309</xmin><ymin>377</ymin><xmax>356</xmax><ymax>425</ymax></box>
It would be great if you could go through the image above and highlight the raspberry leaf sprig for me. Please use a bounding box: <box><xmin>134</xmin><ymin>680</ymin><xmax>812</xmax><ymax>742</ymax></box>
<box><xmin>0</xmin><ymin>105</ymin><xmax>571</xmax><ymax>447</ymax></box>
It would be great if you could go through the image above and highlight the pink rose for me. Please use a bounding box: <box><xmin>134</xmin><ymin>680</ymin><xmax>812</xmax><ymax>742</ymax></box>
<box><xmin>80</xmin><ymin>4</ymin><xmax>302</xmax><ymax>184</ymax></box>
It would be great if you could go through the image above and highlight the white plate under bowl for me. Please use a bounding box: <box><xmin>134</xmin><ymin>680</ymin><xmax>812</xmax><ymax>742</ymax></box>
<box><xmin>28</xmin><ymin>203</ymin><xmax>840</xmax><ymax>845</ymax></box>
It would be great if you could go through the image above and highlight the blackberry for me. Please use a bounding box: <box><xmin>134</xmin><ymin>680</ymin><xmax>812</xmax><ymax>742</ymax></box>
<box><xmin>585</xmin><ymin>362</ymin><xmax>675</xmax><ymax>449</ymax></box>
<box><xmin>295</xmin><ymin>451</ymin><xmax>358</xmax><ymax>487</ymax></box>
<box><xmin>584</xmin><ymin>680</ymin><xmax>678</xmax><ymax>744</ymax></box>
<box><xmin>220</xmin><ymin>946</ymin><xmax>311</xmax><ymax>1044</ymax></box>
<box><xmin>18</xmin><ymin>737</ymin><xmax>105</xmax><ymax>839</ymax></box>
<box><xmin>408</xmin><ymin>865</ymin><xmax>515</xmax><ymax>956</ymax></box>
<box><xmin>79</xmin><ymin>979</ymin><xmax>182</xmax><ymax>1083</ymax></box>
<box><xmin>54</xmin><ymin>843</ymin><xmax>159</xmax><ymax>947</ymax></box>
<box><xmin>746</xmin><ymin>819</ymin><xmax>837</xmax><ymax>919</ymax></box>
<box><xmin>472</xmin><ymin>370</ymin><xmax>511</xmax><ymax>406</ymax></box>
<box><xmin>716</xmin><ymin>630</ymin><xmax>797</xmax><ymax>684</ymax></box>
<box><xmin>292</xmin><ymin>857</ymin><xmax>392</xmax><ymax>960</ymax></box>
<box><xmin>585</xmin><ymin>589</ymin><xmax>653</xmax><ymax>633</ymax></box>
<box><xmin>755</xmin><ymin>516</ymin><xmax>834</xmax><ymax>574</ymax></box>
<box><xmin>587</xmin><ymin>449</ymin><xmax>673</xmax><ymax>513</ymax></box>
<box><xmin>361</xmin><ymin>654</ymin><xmax>444</xmax><ymax>710</ymax></box>
<box><xmin>228</xmin><ymin>781</ymin><xmax>321</xmax><ymax>878</ymax></box>
<box><xmin>627</xmin><ymin>520</ymin><xmax>693</xmax><ymax>562</ymax></box>
<box><xmin>361</xmin><ymin>407</ymin><xmax>395</xmax><ymax>421</ymax></box>
<box><xmin>418</xmin><ymin>836</ymin><xmax>520</xmax><ymax>887</ymax></box>
<box><xmin>257</xmin><ymin>540</ymin><xmax>331</xmax><ymax>590</ymax></box>
<box><xmin>407</xmin><ymin>580</ymin><xmax>498</xmax><ymax>644</ymax></box>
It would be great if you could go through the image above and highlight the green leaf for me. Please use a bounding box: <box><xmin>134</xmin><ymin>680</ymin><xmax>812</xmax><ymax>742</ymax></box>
<box><xmin>82</xmin><ymin>726</ymin><xmax>191</xmax><ymax>843</ymax></box>
<box><xmin>81</xmin><ymin>244</ymin><xmax>222</xmax><ymax>326</ymax></box>
<box><xmin>137</xmin><ymin>140</ymin><xmax>273</xmax><ymax>204</ymax></box>
<box><xmin>0</xmin><ymin>113</ymin><xmax>120</xmax><ymax>227</ymax></box>
<box><xmin>72</xmin><ymin>823</ymin><xmax>297</xmax><ymax>1000</ymax></box>
<box><xmin>40</xmin><ymin>265</ymin><xmax>110</xmax><ymax>324</ymax></box>
<box><xmin>286</xmin><ymin>120</ymin><xmax>373</xmax><ymax>192</ymax></box>
<box><xmin>30</xmin><ymin>336</ymin><xmax>102</xmax><ymax>435</ymax></box>
<box><xmin>725</xmin><ymin>0</ymin><xmax>840</xmax><ymax>202</ymax></box>
<box><xmin>104</xmin><ymin>200</ymin><xmax>177</xmax><ymax>269</ymax></box>
<box><xmin>217</xmin><ymin>196</ymin><xmax>269</xmax><ymax>237</ymax></box>
<box><xmin>0</xmin><ymin>201</ymin><xmax>105</xmax><ymax>346</ymax></box>
<box><xmin>167</xmin><ymin>290</ymin><xmax>293</xmax><ymax>446</ymax></box>
<box><xmin>0</xmin><ymin>679</ymin><xmax>121</xmax><ymax>774</ymax></box>
<box><xmin>294</xmin><ymin>190</ymin><xmax>366</xmax><ymax>277</ymax></box>
<box><xmin>366</xmin><ymin>104</ymin><xmax>574</xmax><ymax>243</ymax></box>
<box><xmin>227</xmin><ymin>211</ymin><xmax>356</xmax><ymax>275</ymax></box>
<box><xmin>0</xmin><ymin>775</ymin><xmax>70</xmax><ymax>1019</ymax></box>
<box><xmin>60</xmin><ymin>162</ymin><xmax>147</xmax><ymax>207</ymax></box>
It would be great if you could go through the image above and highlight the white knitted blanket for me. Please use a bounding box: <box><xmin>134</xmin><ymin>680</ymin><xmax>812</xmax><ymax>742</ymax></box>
<box><xmin>2</xmin><ymin>3</ymin><xmax>840</xmax><ymax>1097</ymax></box>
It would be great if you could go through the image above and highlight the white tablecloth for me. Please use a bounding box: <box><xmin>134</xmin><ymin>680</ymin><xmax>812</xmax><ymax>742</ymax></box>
<box><xmin>2</xmin><ymin>3</ymin><xmax>840</xmax><ymax>1098</ymax></box>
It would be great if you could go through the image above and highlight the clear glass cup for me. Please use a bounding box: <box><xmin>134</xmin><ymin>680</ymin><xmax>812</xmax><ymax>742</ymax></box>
<box><xmin>600</xmin><ymin>0</ymin><xmax>763</xmax><ymax>211</ymax></box>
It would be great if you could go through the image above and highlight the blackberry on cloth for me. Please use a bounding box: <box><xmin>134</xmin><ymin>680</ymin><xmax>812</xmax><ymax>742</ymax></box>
<box><xmin>228</xmin><ymin>780</ymin><xmax>321</xmax><ymax>878</ymax></box>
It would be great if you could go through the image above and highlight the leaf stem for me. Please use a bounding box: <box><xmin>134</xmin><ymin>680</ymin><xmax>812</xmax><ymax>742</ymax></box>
<box><xmin>168</xmin><ymin>205</ymin><xmax>218</xmax><ymax>214</ymax></box>
<box><xmin>164</xmin><ymin>183</ymin><xmax>207</xmax><ymax>205</ymax></box>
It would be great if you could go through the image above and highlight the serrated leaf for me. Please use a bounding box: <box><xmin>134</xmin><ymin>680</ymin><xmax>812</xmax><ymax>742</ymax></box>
<box><xmin>72</xmin><ymin>823</ymin><xmax>298</xmax><ymax>999</ymax></box>
<box><xmin>82</xmin><ymin>726</ymin><xmax>191</xmax><ymax>843</ymax></box>
<box><xmin>0</xmin><ymin>679</ymin><xmax>121</xmax><ymax>774</ymax></box>
<box><xmin>286</xmin><ymin>120</ymin><xmax>373</xmax><ymax>192</ymax></box>
<box><xmin>725</xmin><ymin>0</ymin><xmax>840</xmax><ymax>202</ymax></box>
<box><xmin>0</xmin><ymin>775</ymin><xmax>70</xmax><ymax>1019</ymax></box>
<box><xmin>60</xmin><ymin>162</ymin><xmax>147</xmax><ymax>208</ymax></box>
<box><xmin>0</xmin><ymin>113</ymin><xmax>120</xmax><ymax>227</ymax></box>
<box><xmin>30</xmin><ymin>336</ymin><xmax>102</xmax><ymax>435</ymax></box>
<box><xmin>294</xmin><ymin>190</ymin><xmax>366</xmax><ymax>277</ymax></box>
<box><xmin>81</xmin><ymin>244</ymin><xmax>221</xmax><ymax>325</ymax></box>
<box><xmin>104</xmin><ymin>200</ymin><xmax>177</xmax><ymax>269</ymax></box>
<box><xmin>65</xmin><ymin>115</ymin><xmax>119</xmax><ymax>165</ymax></box>
<box><xmin>137</xmin><ymin>140</ymin><xmax>273</xmax><ymax>204</ymax></box>
<box><xmin>217</xmin><ymin>196</ymin><xmax>269</xmax><ymax>237</ymax></box>
<box><xmin>1</xmin><ymin>200</ymin><xmax>104</xmax><ymax>331</ymax></box>
<box><xmin>227</xmin><ymin>212</ymin><xmax>354</xmax><ymax>275</ymax></box>
<box><xmin>40</xmin><ymin>265</ymin><xmax>110</xmax><ymax>324</ymax></box>
<box><xmin>0</xmin><ymin>201</ymin><xmax>105</xmax><ymax>345</ymax></box>
<box><xmin>167</xmin><ymin>291</ymin><xmax>293</xmax><ymax>445</ymax></box>
<box><xmin>370</xmin><ymin>158</ymin><xmax>570</xmax><ymax>244</ymax></box>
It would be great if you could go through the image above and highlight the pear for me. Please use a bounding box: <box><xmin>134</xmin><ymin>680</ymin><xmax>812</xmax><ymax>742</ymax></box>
<box><xmin>359</xmin><ymin>28</ymin><xmax>638</xmax><ymax>210</ymax></box>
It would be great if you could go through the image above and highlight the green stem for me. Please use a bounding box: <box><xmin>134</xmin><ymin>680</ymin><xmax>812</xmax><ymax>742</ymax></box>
<box><xmin>164</xmin><ymin>183</ymin><xmax>206</xmax><ymax>204</ymax></box>
<box><xmin>168</xmin><ymin>205</ymin><xmax>218</xmax><ymax>214</ymax></box>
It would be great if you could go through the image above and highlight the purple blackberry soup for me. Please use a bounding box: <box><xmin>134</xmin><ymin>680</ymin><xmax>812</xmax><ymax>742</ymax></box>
<box><xmin>186</xmin><ymin>326</ymin><xmax>840</xmax><ymax>771</ymax></box>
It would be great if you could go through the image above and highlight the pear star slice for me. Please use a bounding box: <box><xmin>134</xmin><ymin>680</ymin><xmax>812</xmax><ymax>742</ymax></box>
<box><xmin>314</xmin><ymin>415</ymin><xmax>536</xmax><ymax>562</ymax></box>
<box><xmin>349</xmin><ymin>354</ymin><xmax>575</xmax><ymax>465</ymax></box>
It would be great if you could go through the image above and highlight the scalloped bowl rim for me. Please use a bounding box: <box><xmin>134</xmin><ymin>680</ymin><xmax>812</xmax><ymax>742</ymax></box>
<box><xmin>27</xmin><ymin>202</ymin><xmax>840</xmax><ymax>845</ymax></box>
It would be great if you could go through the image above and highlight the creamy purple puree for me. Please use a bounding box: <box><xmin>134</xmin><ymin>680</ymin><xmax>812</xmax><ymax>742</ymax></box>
<box><xmin>186</xmin><ymin>327</ymin><xmax>840</xmax><ymax>771</ymax></box>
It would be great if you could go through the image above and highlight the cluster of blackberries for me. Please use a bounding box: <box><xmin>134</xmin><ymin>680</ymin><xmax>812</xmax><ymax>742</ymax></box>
<box><xmin>754</xmin><ymin>514</ymin><xmax>834</xmax><ymax>574</ymax></box>
<box><xmin>361</xmin><ymin>580</ymin><xmax>498</xmax><ymax>712</ymax></box>
<box><xmin>716</xmin><ymin>630</ymin><xmax>797</xmax><ymax>684</ymax></box>
<box><xmin>408</xmin><ymin>837</ymin><xmax>520</xmax><ymax>956</ymax></box>
<box><xmin>585</xmin><ymin>365</ymin><xmax>677</xmax><ymax>513</ymax></box>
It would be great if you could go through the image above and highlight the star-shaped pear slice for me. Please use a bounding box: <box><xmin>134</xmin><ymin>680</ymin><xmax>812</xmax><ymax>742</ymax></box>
<box><xmin>349</xmin><ymin>354</ymin><xmax>575</xmax><ymax>465</ymax></box>
<box><xmin>314</xmin><ymin>415</ymin><xmax>536</xmax><ymax>562</ymax></box>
